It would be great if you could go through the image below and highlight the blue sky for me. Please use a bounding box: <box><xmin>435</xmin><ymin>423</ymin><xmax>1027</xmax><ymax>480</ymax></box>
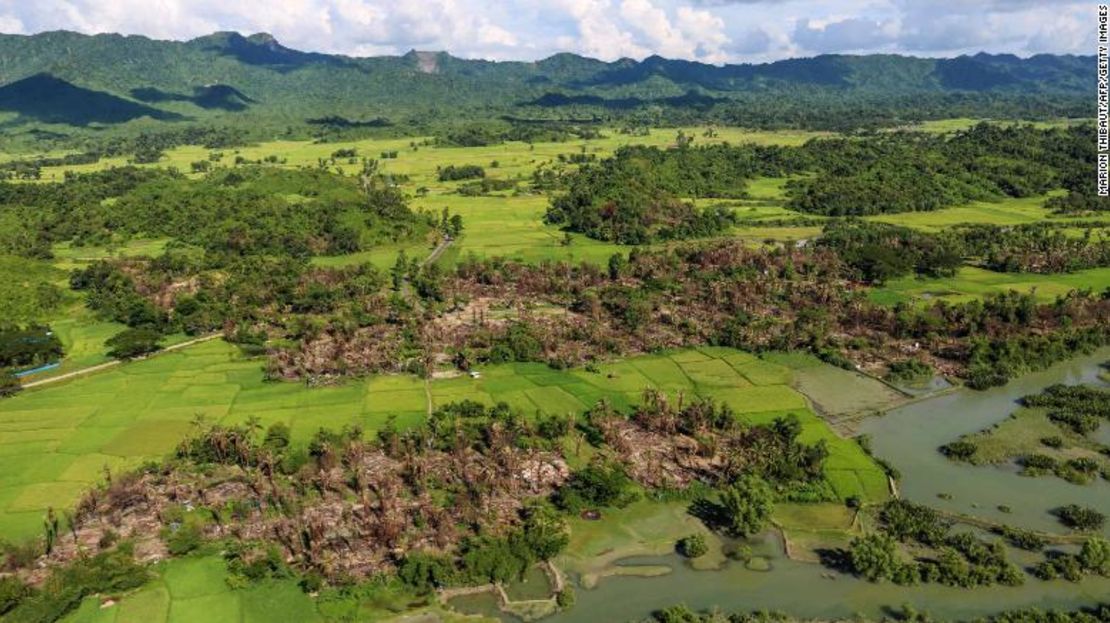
<box><xmin>0</xmin><ymin>0</ymin><xmax>1096</xmax><ymax>63</ymax></box>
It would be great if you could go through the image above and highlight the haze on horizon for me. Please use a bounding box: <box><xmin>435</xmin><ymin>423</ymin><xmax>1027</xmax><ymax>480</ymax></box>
<box><xmin>0</xmin><ymin>0</ymin><xmax>1097</xmax><ymax>66</ymax></box>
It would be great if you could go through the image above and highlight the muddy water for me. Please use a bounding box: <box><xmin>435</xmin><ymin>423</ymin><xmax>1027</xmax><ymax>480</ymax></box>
<box><xmin>859</xmin><ymin>348</ymin><xmax>1110</xmax><ymax>536</ymax></box>
<box><xmin>461</xmin><ymin>351</ymin><xmax>1110</xmax><ymax>622</ymax></box>
<box><xmin>545</xmin><ymin>548</ymin><xmax>1110</xmax><ymax>623</ymax></box>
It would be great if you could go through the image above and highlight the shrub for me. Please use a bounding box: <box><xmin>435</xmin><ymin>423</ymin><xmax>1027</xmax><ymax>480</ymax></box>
<box><xmin>553</xmin><ymin>461</ymin><xmax>637</xmax><ymax>512</ymax></box>
<box><xmin>678</xmin><ymin>534</ymin><xmax>708</xmax><ymax>558</ymax></box>
<box><xmin>555</xmin><ymin>587</ymin><xmax>575</xmax><ymax>609</ymax></box>
<box><xmin>713</xmin><ymin>475</ymin><xmax>775</xmax><ymax>538</ymax></box>
<box><xmin>886</xmin><ymin>358</ymin><xmax>933</xmax><ymax>383</ymax></box>
<box><xmin>0</xmin><ymin>372</ymin><xmax>21</xmax><ymax>398</ymax></box>
<box><xmin>0</xmin><ymin>576</ymin><xmax>29</xmax><ymax>616</ymax></box>
<box><xmin>1055</xmin><ymin>505</ymin><xmax>1106</xmax><ymax>531</ymax></box>
<box><xmin>105</xmin><ymin>328</ymin><xmax>163</xmax><ymax>360</ymax></box>
<box><xmin>163</xmin><ymin>521</ymin><xmax>204</xmax><ymax>555</ymax></box>
<box><xmin>940</xmin><ymin>440</ymin><xmax>977</xmax><ymax>461</ymax></box>
<box><xmin>3</xmin><ymin>545</ymin><xmax>148</xmax><ymax>621</ymax></box>
<box><xmin>437</xmin><ymin>164</ymin><xmax>485</xmax><ymax>181</ymax></box>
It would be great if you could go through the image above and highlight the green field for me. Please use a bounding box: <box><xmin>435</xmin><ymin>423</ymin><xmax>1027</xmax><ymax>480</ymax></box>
<box><xmin>909</xmin><ymin>118</ymin><xmax>1091</xmax><ymax>134</ymax></box>
<box><xmin>947</xmin><ymin>407</ymin><xmax>1110</xmax><ymax>478</ymax></box>
<box><xmin>557</xmin><ymin>499</ymin><xmax>727</xmax><ymax>588</ymax></box>
<box><xmin>0</xmin><ymin>254</ymin><xmax>69</xmax><ymax>323</ymax></box>
<box><xmin>16</xmin><ymin>126</ymin><xmax>828</xmax><ymax>184</ymax></box>
<box><xmin>870</xmin><ymin>266</ymin><xmax>1110</xmax><ymax>306</ymax></box>
<box><xmin>59</xmin><ymin>552</ymin><xmax>479</xmax><ymax>623</ymax></box>
<box><xmin>0</xmin><ymin>341</ymin><xmax>887</xmax><ymax>540</ymax></box>
<box><xmin>866</xmin><ymin>192</ymin><xmax>1100</xmax><ymax>232</ymax></box>
<box><xmin>62</xmin><ymin>555</ymin><xmax>320</xmax><ymax>623</ymax></box>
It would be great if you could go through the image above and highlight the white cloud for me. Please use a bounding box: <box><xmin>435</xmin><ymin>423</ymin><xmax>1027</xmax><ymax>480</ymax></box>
<box><xmin>794</xmin><ymin>16</ymin><xmax>897</xmax><ymax>54</ymax></box>
<box><xmin>0</xmin><ymin>13</ymin><xmax>24</xmax><ymax>34</ymax></box>
<box><xmin>0</xmin><ymin>0</ymin><xmax>1096</xmax><ymax>62</ymax></box>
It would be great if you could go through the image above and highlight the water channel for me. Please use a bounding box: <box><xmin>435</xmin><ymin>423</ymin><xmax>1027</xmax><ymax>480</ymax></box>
<box><xmin>458</xmin><ymin>350</ymin><xmax>1110</xmax><ymax>622</ymax></box>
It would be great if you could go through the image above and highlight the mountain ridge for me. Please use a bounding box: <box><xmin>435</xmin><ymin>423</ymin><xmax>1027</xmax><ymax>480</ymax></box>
<box><xmin>0</xmin><ymin>30</ymin><xmax>1094</xmax><ymax>131</ymax></box>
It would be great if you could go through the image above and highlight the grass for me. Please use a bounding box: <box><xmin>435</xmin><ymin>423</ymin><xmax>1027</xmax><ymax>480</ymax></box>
<box><xmin>0</xmin><ymin>342</ymin><xmax>887</xmax><ymax>541</ymax></box>
<box><xmin>865</xmin><ymin>192</ymin><xmax>1106</xmax><ymax>233</ymax></box>
<box><xmin>0</xmin><ymin>254</ymin><xmax>68</xmax><ymax>323</ymax></box>
<box><xmin>50</xmin><ymin>239</ymin><xmax>174</xmax><ymax>272</ymax></box>
<box><xmin>424</xmin><ymin>194</ymin><xmax>624</xmax><ymax>265</ymax></box>
<box><xmin>870</xmin><ymin>266</ymin><xmax>1110</xmax><ymax>306</ymax></box>
<box><xmin>17</xmin><ymin>126</ymin><xmax>829</xmax><ymax>184</ymax></box>
<box><xmin>951</xmin><ymin>407</ymin><xmax>1109</xmax><ymax>473</ymax></box>
<box><xmin>556</xmin><ymin>499</ymin><xmax>726</xmax><ymax>588</ymax></box>
<box><xmin>773</xmin><ymin>502</ymin><xmax>860</xmax><ymax>562</ymax></box>
<box><xmin>11</xmin><ymin>127</ymin><xmax>839</xmax><ymax>271</ymax></box>
<box><xmin>910</xmin><ymin>118</ymin><xmax>1092</xmax><ymax>133</ymax></box>
<box><xmin>60</xmin><ymin>554</ymin><xmax>321</xmax><ymax>623</ymax></box>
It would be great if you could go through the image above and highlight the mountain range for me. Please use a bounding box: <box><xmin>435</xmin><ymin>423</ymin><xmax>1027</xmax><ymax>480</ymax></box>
<box><xmin>0</xmin><ymin>30</ymin><xmax>1094</xmax><ymax>129</ymax></box>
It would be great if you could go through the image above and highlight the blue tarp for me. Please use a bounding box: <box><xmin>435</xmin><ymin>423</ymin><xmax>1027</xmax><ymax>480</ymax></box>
<box><xmin>13</xmin><ymin>362</ymin><xmax>60</xmax><ymax>377</ymax></box>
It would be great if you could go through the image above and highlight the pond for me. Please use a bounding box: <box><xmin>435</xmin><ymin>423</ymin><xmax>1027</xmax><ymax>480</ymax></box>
<box><xmin>455</xmin><ymin>350</ymin><xmax>1110</xmax><ymax>622</ymax></box>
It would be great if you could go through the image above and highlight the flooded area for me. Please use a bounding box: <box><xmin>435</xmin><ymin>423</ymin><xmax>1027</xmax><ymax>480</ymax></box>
<box><xmin>454</xmin><ymin>350</ymin><xmax>1110</xmax><ymax>622</ymax></box>
<box><xmin>859</xmin><ymin>348</ymin><xmax>1110</xmax><ymax>536</ymax></box>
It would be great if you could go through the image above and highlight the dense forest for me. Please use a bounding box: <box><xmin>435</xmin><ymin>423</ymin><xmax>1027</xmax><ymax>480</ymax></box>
<box><xmin>0</xmin><ymin>30</ymin><xmax>1094</xmax><ymax>152</ymax></box>
<box><xmin>546</xmin><ymin>123</ymin><xmax>1102</xmax><ymax>245</ymax></box>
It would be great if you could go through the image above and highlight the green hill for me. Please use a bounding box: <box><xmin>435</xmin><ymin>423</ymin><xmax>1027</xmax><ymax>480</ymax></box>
<box><xmin>0</xmin><ymin>30</ymin><xmax>1093</xmax><ymax>135</ymax></box>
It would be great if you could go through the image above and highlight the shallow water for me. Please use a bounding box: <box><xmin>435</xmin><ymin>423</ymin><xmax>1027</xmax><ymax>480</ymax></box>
<box><xmin>457</xmin><ymin>351</ymin><xmax>1110</xmax><ymax>622</ymax></box>
<box><xmin>546</xmin><ymin>551</ymin><xmax>1110</xmax><ymax>623</ymax></box>
<box><xmin>858</xmin><ymin>348</ymin><xmax>1110</xmax><ymax>536</ymax></box>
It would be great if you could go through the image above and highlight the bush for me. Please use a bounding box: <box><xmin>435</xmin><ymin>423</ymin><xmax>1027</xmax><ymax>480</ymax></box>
<box><xmin>397</xmin><ymin>551</ymin><xmax>456</xmax><ymax>593</ymax></box>
<box><xmin>0</xmin><ymin>372</ymin><xmax>21</xmax><ymax>398</ymax></box>
<box><xmin>555</xmin><ymin>587</ymin><xmax>575</xmax><ymax>609</ymax></box>
<box><xmin>678</xmin><ymin>534</ymin><xmax>708</xmax><ymax>558</ymax></box>
<box><xmin>940</xmin><ymin>440</ymin><xmax>977</xmax><ymax>462</ymax></box>
<box><xmin>437</xmin><ymin>164</ymin><xmax>485</xmax><ymax>181</ymax></box>
<box><xmin>105</xmin><ymin>328</ymin><xmax>163</xmax><ymax>360</ymax></box>
<box><xmin>553</xmin><ymin>461</ymin><xmax>637</xmax><ymax>512</ymax></box>
<box><xmin>0</xmin><ymin>576</ymin><xmax>30</xmax><ymax>616</ymax></box>
<box><xmin>163</xmin><ymin>521</ymin><xmax>204</xmax><ymax>555</ymax></box>
<box><xmin>3</xmin><ymin>545</ymin><xmax>148</xmax><ymax>622</ymax></box>
<box><xmin>886</xmin><ymin>358</ymin><xmax>933</xmax><ymax>383</ymax></box>
<box><xmin>1055</xmin><ymin>505</ymin><xmax>1106</xmax><ymax>531</ymax></box>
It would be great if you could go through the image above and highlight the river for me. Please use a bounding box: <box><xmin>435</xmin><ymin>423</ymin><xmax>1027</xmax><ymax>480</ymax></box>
<box><xmin>459</xmin><ymin>351</ymin><xmax>1110</xmax><ymax>622</ymax></box>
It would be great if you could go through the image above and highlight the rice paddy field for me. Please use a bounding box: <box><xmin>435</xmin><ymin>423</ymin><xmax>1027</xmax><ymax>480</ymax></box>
<box><xmin>5</xmin><ymin>121</ymin><xmax>1109</xmax><ymax>622</ymax></box>
<box><xmin>0</xmin><ymin>340</ymin><xmax>888</xmax><ymax>542</ymax></box>
<box><xmin>866</xmin><ymin>192</ymin><xmax>1106</xmax><ymax>233</ymax></box>
<box><xmin>14</xmin><ymin>126</ymin><xmax>828</xmax><ymax>185</ymax></box>
<box><xmin>59</xmin><ymin>552</ymin><xmax>476</xmax><ymax>623</ymax></box>
<box><xmin>870</xmin><ymin>266</ymin><xmax>1110</xmax><ymax>306</ymax></box>
<box><xmin>62</xmin><ymin>555</ymin><xmax>320</xmax><ymax>623</ymax></box>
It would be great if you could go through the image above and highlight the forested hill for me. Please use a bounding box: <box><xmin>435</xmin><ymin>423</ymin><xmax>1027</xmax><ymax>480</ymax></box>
<box><xmin>0</xmin><ymin>30</ymin><xmax>1093</xmax><ymax>132</ymax></box>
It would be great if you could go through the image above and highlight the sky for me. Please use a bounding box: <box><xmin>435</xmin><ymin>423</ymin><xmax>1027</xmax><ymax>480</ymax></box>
<box><xmin>0</xmin><ymin>0</ymin><xmax>1097</xmax><ymax>64</ymax></box>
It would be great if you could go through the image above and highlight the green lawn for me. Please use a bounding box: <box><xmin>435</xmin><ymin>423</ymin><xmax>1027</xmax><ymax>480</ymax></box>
<box><xmin>0</xmin><ymin>342</ymin><xmax>886</xmax><ymax>540</ymax></box>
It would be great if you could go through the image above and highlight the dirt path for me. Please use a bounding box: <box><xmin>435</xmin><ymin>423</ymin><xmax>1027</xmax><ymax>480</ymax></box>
<box><xmin>422</xmin><ymin>237</ymin><xmax>453</xmax><ymax>266</ymax></box>
<box><xmin>23</xmin><ymin>238</ymin><xmax>451</xmax><ymax>392</ymax></box>
<box><xmin>20</xmin><ymin>333</ymin><xmax>222</xmax><ymax>389</ymax></box>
